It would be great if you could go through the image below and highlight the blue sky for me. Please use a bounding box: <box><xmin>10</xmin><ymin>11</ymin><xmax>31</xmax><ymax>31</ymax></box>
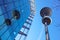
<box><xmin>26</xmin><ymin>0</ymin><xmax>60</xmax><ymax>40</ymax></box>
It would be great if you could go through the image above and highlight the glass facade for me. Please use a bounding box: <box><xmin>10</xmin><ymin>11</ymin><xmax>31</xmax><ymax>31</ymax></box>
<box><xmin>0</xmin><ymin>0</ymin><xmax>35</xmax><ymax>40</ymax></box>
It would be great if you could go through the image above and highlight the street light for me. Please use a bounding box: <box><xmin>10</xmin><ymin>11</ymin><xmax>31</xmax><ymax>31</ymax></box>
<box><xmin>40</xmin><ymin>7</ymin><xmax>52</xmax><ymax>40</ymax></box>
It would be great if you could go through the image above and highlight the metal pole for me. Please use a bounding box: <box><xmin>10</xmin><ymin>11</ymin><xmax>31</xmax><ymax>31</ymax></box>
<box><xmin>45</xmin><ymin>22</ymin><xmax>50</xmax><ymax>40</ymax></box>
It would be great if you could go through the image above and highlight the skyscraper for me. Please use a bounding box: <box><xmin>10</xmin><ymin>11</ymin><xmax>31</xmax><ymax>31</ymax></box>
<box><xmin>0</xmin><ymin>0</ymin><xmax>35</xmax><ymax>40</ymax></box>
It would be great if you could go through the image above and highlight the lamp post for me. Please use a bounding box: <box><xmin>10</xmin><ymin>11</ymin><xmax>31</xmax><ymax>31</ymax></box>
<box><xmin>40</xmin><ymin>7</ymin><xmax>52</xmax><ymax>40</ymax></box>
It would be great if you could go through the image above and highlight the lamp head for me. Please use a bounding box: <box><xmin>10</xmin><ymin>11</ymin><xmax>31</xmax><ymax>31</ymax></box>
<box><xmin>12</xmin><ymin>10</ymin><xmax>20</xmax><ymax>20</ymax></box>
<box><xmin>40</xmin><ymin>7</ymin><xmax>52</xmax><ymax>17</ymax></box>
<box><xmin>42</xmin><ymin>16</ymin><xmax>51</xmax><ymax>25</ymax></box>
